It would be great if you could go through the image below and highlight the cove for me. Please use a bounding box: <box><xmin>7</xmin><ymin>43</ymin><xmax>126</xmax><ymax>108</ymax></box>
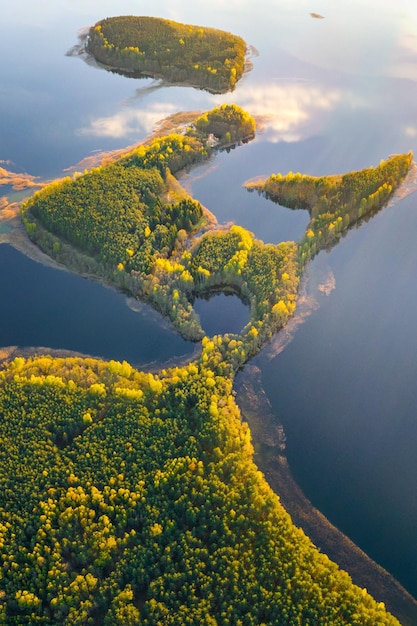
<box><xmin>183</xmin><ymin>143</ymin><xmax>311</xmax><ymax>245</ymax></box>
<box><xmin>194</xmin><ymin>293</ymin><xmax>249</xmax><ymax>336</ymax></box>
<box><xmin>0</xmin><ymin>244</ymin><xmax>194</xmax><ymax>368</ymax></box>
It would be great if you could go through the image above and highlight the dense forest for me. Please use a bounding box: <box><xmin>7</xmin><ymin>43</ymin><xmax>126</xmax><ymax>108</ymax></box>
<box><xmin>0</xmin><ymin>355</ymin><xmax>401</xmax><ymax>625</ymax></box>
<box><xmin>192</xmin><ymin>104</ymin><xmax>256</xmax><ymax>144</ymax></box>
<box><xmin>15</xmin><ymin>96</ymin><xmax>415</xmax><ymax>623</ymax></box>
<box><xmin>86</xmin><ymin>16</ymin><xmax>247</xmax><ymax>93</ymax></box>
<box><xmin>22</xmin><ymin>105</ymin><xmax>258</xmax><ymax>342</ymax></box>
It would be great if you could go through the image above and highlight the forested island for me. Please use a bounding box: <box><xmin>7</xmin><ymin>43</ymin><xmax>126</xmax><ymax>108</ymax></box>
<box><xmin>86</xmin><ymin>16</ymin><xmax>248</xmax><ymax>93</ymax></box>
<box><xmin>4</xmin><ymin>94</ymin><xmax>413</xmax><ymax>621</ymax></box>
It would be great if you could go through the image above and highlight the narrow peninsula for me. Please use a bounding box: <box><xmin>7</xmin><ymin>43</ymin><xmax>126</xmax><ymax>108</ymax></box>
<box><xmin>86</xmin><ymin>16</ymin><xmax>248</xmax><ymax>93</ymax></box>
<box><xmin>246</xmin><ymin>153</ymin><xmax>413</xmax><ymax>268</ymax></box>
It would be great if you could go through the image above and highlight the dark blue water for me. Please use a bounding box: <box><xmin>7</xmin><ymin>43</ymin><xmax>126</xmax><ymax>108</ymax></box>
<box><xmin>194</xmin><ymin>293</ymin><xmax>249</xmax><ymax>336</ymax></box>
<box><xmin>0</xmin><ymin>245</ymin><xmax>193</xmax><ymax>367</ymax></box>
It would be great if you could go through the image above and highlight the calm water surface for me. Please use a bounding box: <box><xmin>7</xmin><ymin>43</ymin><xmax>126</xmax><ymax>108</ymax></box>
<box><xmin>0</xmin><ymin>245</ymin><xmax>193</xmax><ymax>367</ymax></box>
<box><xmin>194</xmin><ymin>293</ymin><xmax>249</xmax><ymax>337</ymax></box>
<box><xmin>2</xmin><ymin>0</ymin><xmax>417</xmax><ymax>598</ymax></box>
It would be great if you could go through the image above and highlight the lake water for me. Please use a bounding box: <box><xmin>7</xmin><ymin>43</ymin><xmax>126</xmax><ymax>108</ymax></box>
<box><xmin>2</xmin><ymin>0</ymin><xmax>417</xmax><ymax>599</ymax></box>
<box><xmin>194</xmin><ymin>293</ymin><xmax>250</xmax><ymax>336</ymax></box>
<box><xmin>0</xmin><ymin>244</ymin><xmax>194</xmax><ymax>367</ymax></box>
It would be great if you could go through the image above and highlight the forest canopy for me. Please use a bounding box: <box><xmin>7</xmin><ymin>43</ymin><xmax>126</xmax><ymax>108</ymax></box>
<box><xmin>86</xmin><ymin>15</ymin><xmax>248</xmax><ymax>93</ymax></box>
<box><xmin>0</xmin><ymin>355</ymin><xmax>402</xmax><ymax>625</ymax></box>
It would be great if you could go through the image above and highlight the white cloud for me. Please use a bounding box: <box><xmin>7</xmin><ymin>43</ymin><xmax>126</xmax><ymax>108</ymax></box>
<box><xmin>405</xmin><ymin>126</ymin><xmax>417</xmax><ymax>137</ymax></box>
<box><xmin>79</xmin><ymin>102</ymin><xmax>179</xmax><ymax>138</ymax></box>
<box><xmin>388</xmin><ymin>26</ymin><xmax>417</xmax><ymax>82</ymax></box>
<box><xmin>80</xmin><ymin>80</ymin><xmax>342</xmax><ymax>144</ymax></box>
<box><xmin>232</xmin><ymin>82</ymin><xmax>341</xmax><ymax>142</ymax></box>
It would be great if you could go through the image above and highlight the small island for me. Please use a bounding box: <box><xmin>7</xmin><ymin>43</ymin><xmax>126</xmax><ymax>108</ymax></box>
<box><xmin>86</xmin><ymin>16</ymin><xmax>248</xmax><ymax>93</ymax></box>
